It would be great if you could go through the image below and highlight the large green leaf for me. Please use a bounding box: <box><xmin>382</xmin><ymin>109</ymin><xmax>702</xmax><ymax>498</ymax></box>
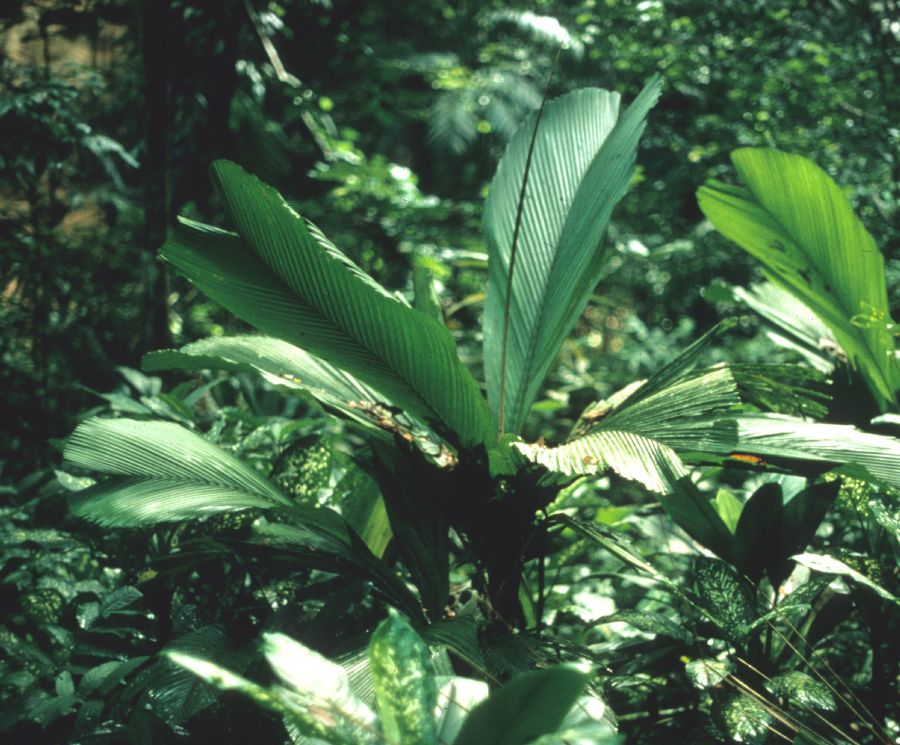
<box><xmin>764</xmin><ymin>671</ymin><xmax>836</xmax><ymax>712</ymax></box>
<box><xmin>694</xmin><ymin>558</ymin><xmax>757</xmax><ymax>645</ymax></box>
<box><xmin>65</xmin><ymin>418</ymin><xmax>291</xmax><ymax>525</ymax></box>
<box><xmin>515</xmin><ymin>429</ymin><xmax>687</xmax><ymax>494</ymax></box>
<box><xmin>698</xmin><ymin>148</ymin><xmax>899</xmax><ymax>411</ymax></box>
<box><xmin>167</xmin><ymin>633</ymin><xmax>380</xmax><ymax>745</ymax></box>
<box><xmin>368</xmin><ymin>610</ymin><xmax>438</xmax><ymax>745</ymax></box>
<box><xmin>453</xmin><ymin>666</ymin><xmax>592</xmax><ymax>745</ymax></box>
<box><xmin>734</xmin><ymin>480</ymin><xmax>839</xmax><ymax>586</ymax></box>
<box><xmin>596</xmin><ymin>366</ymin><xmax>740</xmax><ymax>454</ymax></box>
<box><xmin>721</xmin><ymin>282</ymin><xmax>838</xmax><ymax>374</ymax></box>
<box><xmin>162</xmin><ymin>163</ymin><xmax>491</xmax><ymax>448</ymax></box>
<box><xmin>734</xmin><ymin>413</ymin><xmax>900</xmax><ymax>490</ymax></box>
<box><xmin>145</xmin><ymin>335</ymin><xmax>397</xmax><ymax>439</ymax></box>
<box><xmin>250</xmin><ymin>520</ymin><xmax>424</xmax><ymax>621</ymax></box>
<box><xmin>484</xmin><ymin>78</ymin><xmax>661</xmax><ymax>435</ymax></box>
<box><xmin>516</xmin><ymin>365</ymin><xmax>743</xmax><ymax>494</ymax></box>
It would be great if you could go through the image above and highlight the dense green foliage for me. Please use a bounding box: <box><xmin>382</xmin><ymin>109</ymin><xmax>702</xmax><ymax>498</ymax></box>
<box><xmin>1</xmin><ymin>1</ymin><xmax>898</xmax><ymax>744</ymax></box>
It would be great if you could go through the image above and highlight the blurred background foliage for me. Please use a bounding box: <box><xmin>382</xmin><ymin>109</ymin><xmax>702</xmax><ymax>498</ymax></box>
<box><xmin>1</xmin><ymin>0</ymin><xmax>898</xmax><ymax>742</ymax></box>
<box><xmin>2</xmin><ymin>0</ymin><xmax>897</xmax><ymax>475</ymax></box>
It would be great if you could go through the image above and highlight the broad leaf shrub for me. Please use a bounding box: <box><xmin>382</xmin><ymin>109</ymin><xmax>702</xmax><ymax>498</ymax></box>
<box><xmin>59</xmin><ymin>79</ymin><xmax>900</xmax><ymax>743</ymax></box>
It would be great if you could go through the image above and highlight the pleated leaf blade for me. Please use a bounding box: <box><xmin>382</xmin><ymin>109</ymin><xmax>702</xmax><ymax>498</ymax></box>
<box><xmin>598</xmin><ymin>366</ymin><xmax>742</xmax><ymax>454</ymax></box>
<box><xmin>200</xmin><ymin>161</ymin><xmax>491</xmax><ymax>448</ymax></box>
<box><xmin>65</xmin><ymin>418</ymin><xmax>291</xmax><ymax>525</ymax></box>
<box><xmin>484</xmin><ymin>78</ymin><xmax>661</xmax><ymax>435</ymax></box>
<box><xmin>515</xmin><ymin>429</ymin><xmax>687</xmax><ymax>494</ymax></box>
<box><xmin>698</xmin><ymin>148</ymin><xmax>899</xmax><ymax>411</ymax></box>
<box><xmin>67</xmin><ymin>477</ymin><xmax>277</xmax><ymax>527</ymax></box>
<box><xmin>522</xmin><ymin>365</ymin><xmax>743</xmax><ymax>494</ymax></box>
<box><xmin>144</xmin><ymin>335</ymin><xmax>397</xmax><ymax>438</ymax></box>
<box><xmin>734</xmin><ymin>413</ymin><xmax>900</xmax><ymax>490</ymax></box>
<box><xmin>161</xmin><ymin>218</ymin><xmax>398</xmax><ymax>392</ymax></box>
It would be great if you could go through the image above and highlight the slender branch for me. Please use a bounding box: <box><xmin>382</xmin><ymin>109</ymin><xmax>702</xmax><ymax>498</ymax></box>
<box><xmin>242</xmin><ymin>0</ymin><xmax>289</xmax><ymax>82</ymax></box>
<box><xmin>241</xmin><ymin>0</ymin><xmax>333</xmax><ymax>159</ymax></box>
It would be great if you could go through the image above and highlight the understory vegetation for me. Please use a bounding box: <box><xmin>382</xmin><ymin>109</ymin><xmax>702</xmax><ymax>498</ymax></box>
<box><xmin>1</xmin><ymin>2</ymin><xmax>898</xmax><ymax>744</ymax></box>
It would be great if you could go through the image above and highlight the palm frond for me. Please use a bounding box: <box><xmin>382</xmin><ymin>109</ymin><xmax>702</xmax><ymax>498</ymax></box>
<box><xmin>734</xmin><ymin>413</ymin><xmax>900</xmax><ymax>489</ymax></box>
<box><xmin>144</xmin><ymin>335</ymin><xmax>399</xmax><ymax>438</ymax></box>
<box><xmin>483</xmin><ymin>78</ymin><xmax>662</xmax><ymax>434</ymax></box>
<box><xmin>698</xmin><ymin>149</ymin><xmax>899</xmax><ymax>410</ymax></box>
<box><xmin>598</xmin><ymin>366</ymin><xmax>741</xmax><ymax>454</ymax></box>
<box><xmin>65</xmin><ymin>418</ymin><xmax>290</xmax><ymax>526</ymax></box>
<box><xmin>68</xmin><ymin>477</ymin><xmax>277</xmax><ymax>527</ymax></box>
<box><xmin>163</xmin><ymin>163</ymin><xmax>492</xmax><ymax>448</ymax></box>
<box><xmin>427</xmin><ymin>93</ymin><xmax>478</xmax><ymax>155</ymax></box>
<box><xmin>516</xmin><ymin>429</ymin><xmax>686</xmax><ymax>494</ymax></box>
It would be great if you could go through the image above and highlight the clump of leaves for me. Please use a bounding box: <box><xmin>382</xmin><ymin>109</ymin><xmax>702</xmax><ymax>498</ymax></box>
<box><xmin>169</xmin><ymin>608</ymin><xmax>616</xmax><ymax>745</ymax></box>
<box><xmin>60</xmin><ymin>75</ymin><xmax>900</xmax><ymax>743</ymax></box>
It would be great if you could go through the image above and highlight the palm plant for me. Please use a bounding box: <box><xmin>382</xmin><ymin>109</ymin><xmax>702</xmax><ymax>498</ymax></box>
<box><xmin>63</xmin><ymin>77</ymin><xmax>900</xmax><ymax>741</ymax></box>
